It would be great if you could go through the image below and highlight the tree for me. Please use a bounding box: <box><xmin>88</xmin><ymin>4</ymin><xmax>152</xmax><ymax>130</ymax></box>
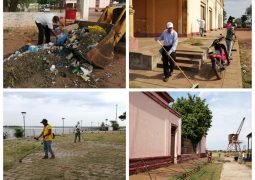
<box><xmin>4</xmin><ymin>0</ymin><xmax>37</xmax><ymax>12</ymax></box>
<box><xmin>118</xmin><ymin>112</ymin><xmax>126</xmax><ymax>121</ymax></box>
<box><xmin>110</xmin><ymin>121</ymin><xmax>119</xmax><ymax>131</ymax></box>
<box><xmin>241</xmin><ymin>15</ymin><xmax>248</xmax><ymax>27</ymax></box>
<box><xmin>172</xmin><ymin>94</ymin><xmax>212</xmax><ymax>150</ymax></box>
<box><xmin>99</xmin><ymin>122</ymin><xmax>107</xmax><ymax>131</ymax></box>
<box><xmin>223</xmin><ymin>8</ymin><xmax>227</xmax><ymax>23</ymax></box>
<box><xmin>246</xmin><ymin>5</ymin><xmax>252</xmax><ymax>16</ymax></box>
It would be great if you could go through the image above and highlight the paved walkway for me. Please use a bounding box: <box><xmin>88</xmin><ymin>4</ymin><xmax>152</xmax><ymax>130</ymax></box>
<box><xmin>220</xmin><ymin>157</ymin><xmax>251</xmax><ymax>180</ymax></box>
<box><xmin>130</xmin><ymin>29</ymin><xmax>243</xmax><ymax>88</ymax></box>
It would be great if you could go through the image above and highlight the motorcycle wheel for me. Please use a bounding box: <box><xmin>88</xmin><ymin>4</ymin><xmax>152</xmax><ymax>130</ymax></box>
<box><xmin>212</xmin><ymin>59</ymin><xmax>223</xmax><ymax>79</ymax></box>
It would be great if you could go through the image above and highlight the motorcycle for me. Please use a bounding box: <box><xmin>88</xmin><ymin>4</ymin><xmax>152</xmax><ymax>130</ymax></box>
<box><xmin>207</xmin><ymin>36</ymin><xmax>230</xmax><ymax>79</ymax></box>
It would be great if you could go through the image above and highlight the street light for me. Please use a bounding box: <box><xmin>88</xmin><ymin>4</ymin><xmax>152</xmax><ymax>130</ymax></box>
<box><xmin>62</xmin><ymin>118</ymin><xmax>65</xmax><ymax>135</ymax></box>
<box><xmin>21</xmin><ymin>112</ymin><xmax>26</xmax><ymax>138</ymax></box>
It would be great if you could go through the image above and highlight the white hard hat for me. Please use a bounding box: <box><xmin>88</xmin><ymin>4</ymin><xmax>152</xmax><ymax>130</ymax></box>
<box><xmin>167</xmin><ymin>22</ymin><xmax>173</xmax><ymax>28</ymax></box>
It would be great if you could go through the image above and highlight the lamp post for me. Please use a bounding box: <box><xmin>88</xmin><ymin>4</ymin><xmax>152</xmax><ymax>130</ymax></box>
<box><xmin>21</xmin><ymin>112</ymin><xmax>26</xmax><ymax>138</ymax></box>
<box><xmin>62</xmin><ymin>118</ymin><xmax>65</xmax><ymax>135</ymax></box>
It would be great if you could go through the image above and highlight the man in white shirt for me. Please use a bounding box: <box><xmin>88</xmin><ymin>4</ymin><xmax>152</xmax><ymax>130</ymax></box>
<box><xmin>156</xmin><ymin>22</ymin><xmax>178</xmax><ymax>82</ymax></box>
<box><xmin>197</xmin><ymin>18</ymin><xmax>205</xmax><ymax>37</ymax></box>
<box><xmin>35</xmin><ymin>14</ymin><xmax>60</xmax><ymax>45</ymax></box>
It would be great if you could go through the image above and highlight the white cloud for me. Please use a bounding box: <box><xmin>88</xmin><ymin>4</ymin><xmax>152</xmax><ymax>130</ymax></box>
<box><xmin>4</xmin><ymin>91</ymin><xmax>127</xmax><ymax>127</ymax></box>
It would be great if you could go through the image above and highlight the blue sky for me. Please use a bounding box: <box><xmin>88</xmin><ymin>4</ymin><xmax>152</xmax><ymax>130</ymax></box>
<box><xmin>169</xmin><ymin>91</ymin><xmax>252</xmax><ymax>150</ymax></box>
<box><xmin>224</xmin><ymin>0</ymin><xmax>252</xmax><ymax>18</ymax></box>
<box><xmin>4</xmin><ymin>91</ymin><xmax>127</xmax><ymax>127</ymax></box>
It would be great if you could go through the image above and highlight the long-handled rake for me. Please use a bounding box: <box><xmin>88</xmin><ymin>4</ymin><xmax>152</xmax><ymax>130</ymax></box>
<box><xmin>157</xmin><ymin>40</ymin><xmax>199</xmax><ymax>88</ymax></box>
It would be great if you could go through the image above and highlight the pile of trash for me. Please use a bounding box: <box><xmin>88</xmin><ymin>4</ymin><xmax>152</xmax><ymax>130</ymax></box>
<box><xmin>4</xmin><ymin>25</ymin><xmax>108</xmax><ymax>88</ymax></box>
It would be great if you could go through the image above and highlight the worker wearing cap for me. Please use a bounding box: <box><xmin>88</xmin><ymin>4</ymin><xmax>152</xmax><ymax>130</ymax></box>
<box><xmin>35</xmin><ymin>14</ymin><xmax>60</xmax><ymax>45</ymax></box>
<box><xmin>74</xmin><ymin>121</ymin><xmax>81</xmax><ymax>143</ymax></box>
<box><xmin>35</xmin><ymin>119</ymin><xmax>55</xmax><ymax>159</ymax></box>
<box><xmin>156</xmin><ymin>22</ymin><xmax>178</xmax><ymax>82</ymax></box>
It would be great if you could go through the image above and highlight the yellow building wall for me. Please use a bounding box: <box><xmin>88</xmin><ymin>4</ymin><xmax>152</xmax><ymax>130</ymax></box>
<box><xmin>132</xmin><ymin>0</ymin><xmax>223</xmax><ymax>37</ymax></box>
<box><xmin>133</xmin><ymin>0</ymin><xmax>179</xmax><ymax>37</ymax></box>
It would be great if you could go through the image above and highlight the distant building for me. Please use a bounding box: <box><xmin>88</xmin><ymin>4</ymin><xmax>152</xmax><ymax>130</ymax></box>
<box><xmin>130</xmin><ymin>0</ymin><xmax>224</xmax><ymax>37</ymax></box>
<box><xmin>129</xmin><ymin>92</ymin><xmax>182</xmax><ymax>174</ymax></box>
<box><xmin>89</xmin><ymin>0</ymin><xmax>111</xmax><ymax>11</ymax></box>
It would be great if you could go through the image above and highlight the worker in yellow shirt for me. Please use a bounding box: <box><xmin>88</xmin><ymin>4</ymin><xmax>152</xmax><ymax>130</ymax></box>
<box><xmin>35</xmin><ymin>119</ymin><xmax>55</xmax><ymax>159</ymax></box>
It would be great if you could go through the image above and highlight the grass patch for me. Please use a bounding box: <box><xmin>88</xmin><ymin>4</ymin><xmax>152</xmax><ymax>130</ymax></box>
<box><xmin>4</xmin><ymin>28</ymin><xmax>12</xmax><ymax>33</ymax></box>
<box><xmin>4</xmin><ymin>138</ymin><xmax>40</xmax><ymax>171</ymax></box>
<box><xmin>239</xmin><ymin>41</ymin><xmax>252</xmax><ymax>88</ymax></box>
<box><xmin>129</xmin><ymin>83</ymin><xmax>142</xmax><ymax>88</ymax></box>
<box><xmin>180</xmin><ymin>38</ymin><xmax>203</xmax><ymax>46</ymax></box>
<box><xmin>84</xmin><ymin>131</ymin><xmax>126</xmax><ymax>144</ymax></box>
<box><xmin>188</xmin><ymin>163</ymin><xmax>223</xmax><ymax>180</ymax></box>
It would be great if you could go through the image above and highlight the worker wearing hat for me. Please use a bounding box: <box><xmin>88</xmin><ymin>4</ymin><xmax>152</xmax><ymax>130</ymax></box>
<box><xmin>74</xmin><ymin>121</ymin><xmax>81</xmax><ymax>143</ymax></box>
<box><xmin>35</xmin><ymin>14</ymin><xmax>60</xmax><ymax>45</ymax></box>
<box><xmin>156</xmin><ymin>22</ymin><xmax>178</xmax><ymax>82</ymax></box>
<box><xmin>35</xmin><ymin>119</ymin><xmax>55</xmax><ymax>159</ymax></box>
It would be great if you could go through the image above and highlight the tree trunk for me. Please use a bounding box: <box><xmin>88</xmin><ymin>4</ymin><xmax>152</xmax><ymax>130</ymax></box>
<box><xmin>3</xmin><ymin>0</ymin><xmax>9</xmax><ymax>12</ymax></box>
<box><xmin>9</xmin><ymin>0</ymin><xmax>19</xmax><ymax>12</ymax></box>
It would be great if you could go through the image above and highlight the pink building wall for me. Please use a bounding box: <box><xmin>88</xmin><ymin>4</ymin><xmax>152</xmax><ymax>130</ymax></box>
<box><xmin>130</xmin><ymin>92</ymin><xmax>182</xmax><ymax>161</ymax></box>
<box><xmin>197</xmin><ymin>135</ymin><xmax>207</xmax><ymax>154</ymax></box>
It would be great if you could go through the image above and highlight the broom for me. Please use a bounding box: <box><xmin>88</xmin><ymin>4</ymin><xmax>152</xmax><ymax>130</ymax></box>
<box><xmin>157</xmin><ymin>40</ymin><xmax>199</xmax><ymax>88</ymax></box>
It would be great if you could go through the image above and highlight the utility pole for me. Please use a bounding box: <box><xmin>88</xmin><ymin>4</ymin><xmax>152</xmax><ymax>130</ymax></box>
<box><xmin>21</xmin><ymin>112</ymin><xmax>26</xmax><ymax>138</ymax></box>
<box><xmin>91</xmin><ymin>121</ymin><xmax>93</xmax><ymax>131</ymax></box>
<box><xmin>62</xmin><ymin>117</ymin><xmax>65</xmax><ymax>135</ymax></box>
<box><xmin>116</xmin><ymin>104</ymin><xmax>118</xmax><ymax>121</ymax></box>
<box><xmin>81</xmin><ymin>120</ymin><xmax>83</xmax><ymax>131</ymax></box>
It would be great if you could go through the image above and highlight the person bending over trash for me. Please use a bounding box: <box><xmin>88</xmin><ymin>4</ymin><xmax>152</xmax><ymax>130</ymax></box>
<box><xmin>35</xmin><ymin>119</ymin><xmax>55</xmax><ymax>159</ymax></box>
<box><xmin>35</xmin><ymin>14</ymin><xmax>61</xmax><ymax>45</ymax></box>
<box><xmin>156</xmin><ymin>22</ymin><xmax>178</xmax><ymax>82</ymax></box>
<box><xmin>74</xmin><ymin>121</ymin><xmax>81</xmax><ymax>143</ymax></box>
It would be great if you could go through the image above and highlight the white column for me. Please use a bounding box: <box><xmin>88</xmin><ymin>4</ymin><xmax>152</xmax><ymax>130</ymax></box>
<box><xmin>80</xmin><ymin>0</ymin><xmax>89</xmax><ymax>20</ymax></box>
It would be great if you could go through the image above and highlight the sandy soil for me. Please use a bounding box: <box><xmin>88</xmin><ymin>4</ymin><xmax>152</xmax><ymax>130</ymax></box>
<box><xmin>235</xmin><ymin>30</ymin><xmax>252</xmax><ymax>88</ymax></box>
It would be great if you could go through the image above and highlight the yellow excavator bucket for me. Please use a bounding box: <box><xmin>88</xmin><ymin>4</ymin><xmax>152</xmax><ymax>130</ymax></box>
<box><xmin>82</xmin><ymin>5</ymin><xmax>126</xmax><ymax>68</ymax></box>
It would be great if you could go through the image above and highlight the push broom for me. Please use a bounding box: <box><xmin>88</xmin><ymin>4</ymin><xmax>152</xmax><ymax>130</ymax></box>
<box><xmin>157</xmin><ymin>40</ymin><xmax>199</xmax><ymax>88</ymax></box>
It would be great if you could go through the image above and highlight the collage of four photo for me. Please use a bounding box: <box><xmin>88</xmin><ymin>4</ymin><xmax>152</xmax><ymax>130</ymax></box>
<box><xmin>2</xmin><ymin>0</ymin><xmax>253</xmax><ymax>179</ymax></box>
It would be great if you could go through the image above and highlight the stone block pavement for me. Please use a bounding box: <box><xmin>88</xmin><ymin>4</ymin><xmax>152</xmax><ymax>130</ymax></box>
<box><xmin>4</xmin><ymin>133</ymin><xmax>125</xmax><ymax>180</ymax></box>
<box><xmin>129</xmin><ymin>29</ymin><xmax>243</xmax><ymax>88</ymax></box>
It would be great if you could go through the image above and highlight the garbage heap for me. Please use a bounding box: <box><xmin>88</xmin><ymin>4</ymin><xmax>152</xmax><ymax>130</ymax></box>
<box><xmin>4</xmin><ymin>25</ymin><xmax>107</xmax><ymax>88</ymax></box>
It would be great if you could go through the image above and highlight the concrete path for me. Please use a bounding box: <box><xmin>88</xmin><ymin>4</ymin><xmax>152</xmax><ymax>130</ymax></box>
<box><xmin>220</xmin><ymin>157</ymin><xmax>251</xmax><ymax>180</ymax></box>
<box><xmin>130</xmin><ymin>29</ymin><xmax>243</xmax><ymax>88</ymax></box>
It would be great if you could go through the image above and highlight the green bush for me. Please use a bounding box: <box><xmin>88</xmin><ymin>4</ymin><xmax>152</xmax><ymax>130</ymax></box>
<box><xmin>14</xmin><ymin>127</ymin><xmax>24</xmax><ymax>138</ymax></box>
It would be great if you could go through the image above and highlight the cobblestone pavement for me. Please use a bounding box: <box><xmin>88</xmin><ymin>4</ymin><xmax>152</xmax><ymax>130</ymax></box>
<box><xmin>4</xmin><ymin>133</ymin><xmax>125</xmax><ymax>180</ymax></box>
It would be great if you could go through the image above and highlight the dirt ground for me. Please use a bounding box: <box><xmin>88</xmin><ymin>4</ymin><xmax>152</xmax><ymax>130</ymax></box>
<box><xmin>4</xmin><ymin>132</ymin><xmax>125</xmax><ymax>180</ymax></box>
<box><xmin>3</xmin><ymin>14</ymin><xmax>126</xmax><ymax>88</ymax></box>
<box><xmin>235</xmin><ymin>30</ymin><xmax>252</xmax><ymax>88</ymax></box>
